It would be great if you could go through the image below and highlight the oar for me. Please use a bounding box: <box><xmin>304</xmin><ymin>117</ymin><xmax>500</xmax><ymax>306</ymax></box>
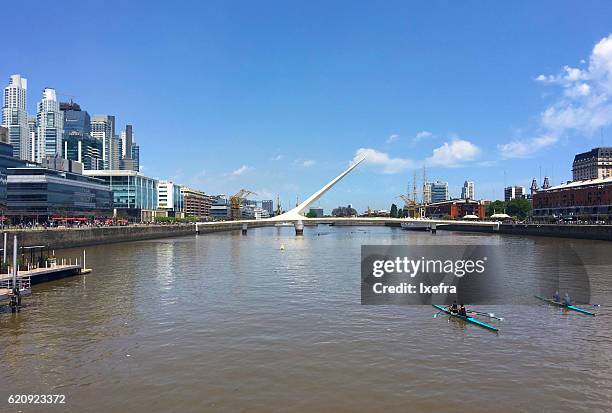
<box><xmin>467</xmin><ymin>310</ymin><xmax>504</xmax><ymax>321</ymax></box>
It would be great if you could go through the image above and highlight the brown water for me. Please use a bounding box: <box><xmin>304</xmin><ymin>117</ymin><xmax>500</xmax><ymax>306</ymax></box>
<box><xmin>1</xmin><ymin>227</ymin><xmax>611</xmax><ymax>413</ymax></box>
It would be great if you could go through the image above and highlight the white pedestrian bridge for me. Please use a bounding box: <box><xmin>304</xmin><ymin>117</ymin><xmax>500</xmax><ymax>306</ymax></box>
<box><xmin>196</xmin><ymin>156</ymin><xmax>500</xmax><ymax>234</ymax></box>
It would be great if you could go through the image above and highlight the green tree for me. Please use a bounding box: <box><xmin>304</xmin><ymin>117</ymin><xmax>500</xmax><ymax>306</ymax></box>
<box><xmin>390</xmin><ymin>203</ymin><xmax>398</xmax><ymax>218</ymax></box>
<box><xmin>486</xmin><ymin>200</ymin><xmax>506</xmax><ymax>217</ymax></box>
<box><xmin>506</xmin><ymin>198</ymin><xmax>531</xmax><ymax>220</ymax></box>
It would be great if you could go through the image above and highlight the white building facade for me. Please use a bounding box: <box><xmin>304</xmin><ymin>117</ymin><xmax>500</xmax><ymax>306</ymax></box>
<box><xmin>2</xmin><ymin>74</ymin><xmax>29</xmax><ymax>159</ymax></box>
<box><xmin>35</xmin><ymin>88</ymin><xmax>63</xmax><ymax>162</ymax></box>
<box><xmin>91</xmin><ymin>115</ymin><xmax>115</xmax><ymax>170</ymax></box>
<box><xmin>461</xmin><ymin>180</ymin><xmax>475</xmax><ymax>200</ymax></box>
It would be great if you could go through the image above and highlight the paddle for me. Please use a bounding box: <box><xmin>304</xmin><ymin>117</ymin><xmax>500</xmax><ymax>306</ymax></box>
<box><xmin>467</xmin><ymin>310</ymin><xmax>504</xmax><ymax>321</ymax></box>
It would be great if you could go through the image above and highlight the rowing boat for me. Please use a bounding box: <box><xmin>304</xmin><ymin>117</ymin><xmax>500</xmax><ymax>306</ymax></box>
<box><xmin>534</xmin><ymin>295</ymin><xmax>595</xmax><ymax>316</ymax></box>
<box><xmin>432</xmin><ymin>304</ymin><xmax>499</xmax><ymax>332</ymax></box>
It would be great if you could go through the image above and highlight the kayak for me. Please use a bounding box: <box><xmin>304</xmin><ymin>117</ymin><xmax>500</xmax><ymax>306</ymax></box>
<box><xmin>534</xmin><ymin>295</ymin><xmax>596</xmax><ymax>316</ymax></box>
<box><xmin>432</xmin><ymin>304</ymin><xmax>499</xmax><ymax>332</ymax></box>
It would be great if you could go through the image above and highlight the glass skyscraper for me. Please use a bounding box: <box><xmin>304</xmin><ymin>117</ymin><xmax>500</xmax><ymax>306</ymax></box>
<box><xmin>1</xmin><ymin>74</ymin><xmax>29</xmax><ymax>160</ymax></box>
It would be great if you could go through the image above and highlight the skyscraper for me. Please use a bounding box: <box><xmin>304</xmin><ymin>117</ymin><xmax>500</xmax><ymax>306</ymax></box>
<box><xmin>2</xmin><ymin>74</ymin><xmax>29</xmax><ymax>159</ymax></box>
<box><xmin>504</xmin><ymin>186</ymin><xmax>525</xmax><ymax>202</ymax></box>
<box><xmin>36</xmin><ymin>88</ymin><xmax>63</xmax><ymax>162</ymax></box>
<box><xmin>461</xmin><ymin>180</ymin><xmax>475</xmax><ymax>200</ymax></box>
<box><xmin>61</xmin><ymin>101</ymin><xmax>102</xmax><ymax>169</ymax></box>
<box><xmin>91</xmin><ymin>115</ymin><xmax>115</xmax><ymax>169</ymax></box>
<box><xmin>120</xmin><ymin>124</ymin><xmax>138</xmax><ymax>171</ymax></box>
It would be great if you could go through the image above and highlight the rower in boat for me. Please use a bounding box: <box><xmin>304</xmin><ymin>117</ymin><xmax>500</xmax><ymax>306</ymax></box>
<box><xmin>553</xmin><ymin>291</ymin><xmax>560</xmax><ymax>302</ymax></box>
<box><xmin>448</xmin><ymin>301</ymin><xmax>458</xmax><ymax>314</ymax></box>
<box><xmin>563</xmin><ymin>293</ymin><xmax>571</xmax><ymax>306</ymax></box>
<box><xmin>458</xmin><ymin>304</ymin><xmax>468</xmax><ymax>317</ymax></box>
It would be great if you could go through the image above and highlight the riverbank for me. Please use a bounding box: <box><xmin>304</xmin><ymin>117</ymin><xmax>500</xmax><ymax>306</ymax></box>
<box><xmin>436</xmin><ymin>222</ymin><xmax>612</xmax><ymax>241</ymax></box>
<box><xmin>4</xmin><ymin>224</ymin><xmax>196</xmax><ymax>249</ymax></box>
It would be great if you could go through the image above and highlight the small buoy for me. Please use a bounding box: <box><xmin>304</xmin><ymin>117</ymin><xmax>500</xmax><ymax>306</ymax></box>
<box><xmin>280</xmin><ymin>244</ymin><xmax>285</xmax><ymax>251</ymax></box>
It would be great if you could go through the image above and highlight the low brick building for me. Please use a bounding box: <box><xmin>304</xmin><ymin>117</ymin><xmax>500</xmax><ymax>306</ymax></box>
<box><xmin>424</xmin><ymin>199</ymin><xmax>486</xmax><ymax>219</ymax></box>
<box><xmin>532</xmin><ymin>177</ymin><xmax>612</xmax><ymax>221</ymax></box>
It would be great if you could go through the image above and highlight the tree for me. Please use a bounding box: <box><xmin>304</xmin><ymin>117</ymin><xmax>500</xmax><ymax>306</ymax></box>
<box><xmin>486</xmin><ymin>200</ymin><xmax>506</xmax><ymax>217</ymax></box>
<box><xmin>331</xmin><ymin>205</ymin><xmax>358</xmax><ymax>217</ymax></box>
<box><xmin>506</xmin><ymin>198</ymin><xmax>531</xmax><ymax>220</ymax></box>
<box><xmin>390</xmin><ymin>203</ymin><xmax>398</xmax><ymax>218</ymax></box>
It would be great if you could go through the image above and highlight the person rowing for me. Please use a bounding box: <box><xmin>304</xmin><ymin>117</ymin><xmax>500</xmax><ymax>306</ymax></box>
<box><xmin>553</xmin><ymin>291</ymin><xmax>560</xmax><ymax>302</ymax></box>
<box><xmin>458</xmin><ymin>304</ymin><xmax>468</xmax><ymax>317</ymax></box>
<box><xmin>563</xmin><ymin>293</ymin><xmax>571</xmax><ymax>306</ymax></box>
<box><xmin>448</xmin><ymin>301</ymin><xmax>458</xmax><ymax>314</ymax></box>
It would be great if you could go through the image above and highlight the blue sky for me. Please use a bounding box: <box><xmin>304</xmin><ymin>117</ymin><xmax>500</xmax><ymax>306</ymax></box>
<box><xmin>3</xmin><ymin>1</ymin><xmax>612</xmax><ymax>211</ymax></box>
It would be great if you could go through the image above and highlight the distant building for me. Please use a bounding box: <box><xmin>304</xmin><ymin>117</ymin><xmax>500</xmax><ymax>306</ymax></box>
<box><xmin>461</xmin><ymin>180</ymin><xmax>475</xmax><ymax>200</ymax></box>
<box><xmin>504</xmin><ymin>186</ymin><xmax>525</xmax><ymax>202</ymax></box>
<box><xmin>91</xmin><ymin>115</ymin><xmax>116</xmax><ymax>170</ymax></box>
<box><xmin>308</xmin><ymin>207</ymin><xmax>324</xmax><ymax>217</ymax></box>
<box><xmin>36</xmin><ymin>88</ymin><xmax>63</xmax><ymax>162</ymax></box>
<box><xmin>0</xmin><ymin>126</ymin><xmax>7</xmax><ymax>144</ymax></box>
<box><xmin>209</xmin><ymin>196</ymin><xmax>230</xmax><ymax>219</ymax></box>
<box><xmin>111</xmin><ymin>135</ymin><xmax>122</xmax><ymax>170</ymax></box>
<box><xmin>84</xmin><ymin>169</ymin><xmax>158</xmax><ymax>222</ymax></box>
<box><xmin>262</xmin><ymin>199</ymin><xmax>274</xmax><ymax>216</ymax></box>
<box><xmin>429</xmin><ymin>181</ymin><xmax>448</xmax><ymax>203</ymax></box>
<box><xmin>424</xmin><ymin>199</ymin><xmax>486</xmax><ymax>219</ymax></box>
<box><xmin>572</xmin><ymin>147</ymin><xmax>612</xmax><ymax>181</ymax></box>
<box><xmin>157</xmin><ymin>180</ymin><xmax>183</xmax><ymax>215</ymax></box>
<box><xmin>423</xmin><ymin>181</ymin><xmax>432</xmax><ymax>204</ymax></box>
<box><xmin>532</xmin><ymin>177</ymin><xmax>612</xmax><ymax>221</ymax></box>
<box><xmin>119</xmin><ymin>125</ymin><xmax>138</xmax><ymax>171</ymax></box>
<box><xmin>1</xmin><ymin>74</ymin><xmax>29</xmax><ymax>159</ymax></box>
<box><xmin>181</xmin><ymin>187</ymin><xmax>213</xmax><ymax>219</ymax></box>
<box><xmin>61</xmin><ymin>101</ymin><xmax>103</xmax><ymax>170</ymax></box>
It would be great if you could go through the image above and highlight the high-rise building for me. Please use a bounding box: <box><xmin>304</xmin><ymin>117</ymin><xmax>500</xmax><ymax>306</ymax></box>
<box><xmin>0</xmin><ymin>126</ymin><xmax>8</xmax><ymax>144</ymax></box>
<box><xmin>131</xmin><ymin>142</ymin><xmax>140</xmax><ymax>172</ymax></box>
<box><xmin>429</xmin><ymin>181</ymin><xmax>449</xmax><ymax>203</ymax></box>
<box><xmin>119</xmin><ymin>124</ymin><xmax>138</xmax><ymax>171</ymax></box>
<box><xmin>91</xmin><ymin>115</ymin><xmax>115</xmax><ymax>170</ymax></box>
<box><xmin>504</xmin><ymin>186</ymin><xmax>525</xmax><ymax>202</ymax></box>
<box><xmin>111</xmin><ymin>135</ymin><xmax>122</xmax><ymax>170</ymax></box>
<box><xmin>35</xmin><ymin>88</ymin><xmax>63</xmax><ymax>162</ymax></box>
<box><xmin>262</xmin><ymin>199</ymin><xmax>274</xmax><ymax>216</ymax></box>
<box><xmin>423</xmin><ymin>181</ymin><xmax>432</xmax><ymax>204</ymax></box>
<box><xmin>27</xmin><ymin>116</ymin><xmax>36</xmax><ymax>159</ymax></box>
<box><xmin>61</xmin><ymin>101</ymin><xmax>102</xmax><ymax>170</ymax></box>
<box><xmin>2</xmin><ymin>74</ymin><xmax>29</xmax><ymax>159</ymax></box>
<box><xmin>572</xmin><ymin>147</ymin><xmax>612</xmax><ymax>180</ymax></box>
<box><xmin>461</xmin><ymin>180</ymin><xmax>475</xmax><ymax>200</ymax></box>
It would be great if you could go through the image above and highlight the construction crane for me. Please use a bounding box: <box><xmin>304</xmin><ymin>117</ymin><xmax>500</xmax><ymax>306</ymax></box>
<box><xmin>230</xmin><ymin>189</ymin><xmax>257</xmax><ymax>220</ymax></box>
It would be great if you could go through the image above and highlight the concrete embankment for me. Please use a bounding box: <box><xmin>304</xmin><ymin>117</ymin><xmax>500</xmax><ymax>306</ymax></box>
<box><xmin>436</xmin><ymin>222</ymin><xmax>612</xmax><ymax>241</ymax></box>
<box><xmin>499</xmin><ymin>223</ymin><xmax>612</xmax><ymax>241</ymax></box>
<box><xmin>5</xmin><ymin>225</ymin><xmax>197</xmax><ymax>249</ymax></box>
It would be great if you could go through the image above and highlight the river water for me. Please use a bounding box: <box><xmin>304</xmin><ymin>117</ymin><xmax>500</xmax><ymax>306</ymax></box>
<box><xmin>1</xmin><ymin>227</ymin><xmax>611</xmax><ymax>412</ymax></box>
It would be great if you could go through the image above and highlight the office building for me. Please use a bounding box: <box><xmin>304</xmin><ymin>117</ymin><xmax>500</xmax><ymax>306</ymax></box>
<box><xmin>262</xmin><ymin>199</ymin><xmax>274</xmax><ymax>216</ymax></box>
<box><xmin>504</xmin><ymin>186</ymin><xmax>525</xmax><ymax>202</ymax></box>
<box><xmin>157</xmin><ymin>180</ymin><xmax>183</xmax><ymax>213</ymax></box>
<box><xmin>423</xmin><ymin>181</ymin><xmax>432</xmax><ymax>204</ymax></box>
<box><xmin>572</xmin><ymin>147</ymin><xmax>612</xmax><ymax>180</ymax></box>
<box><xmin>429</xmin><ymin>181</ymin><xmax>449</xmax><ymax>203</ymax></box>
<box><xmin>209</xmin><ymin>196</ymin><xmax>230</xmax><ymax>219</ymax></box>
<box><xmin>181</xmin><ymin>187</ymin><xmax>213</xmax><ymax>218</ymax></box>
<box><xmin>461</xmin><ymin>180</ymin><xmax>475</xmax><ymax>200</ymax></box>
<box><xmin>35</xmin><ymin>88</ymin><xmax>63</xmax><ymax>162</ymax></box>
<box><xmin>119</xmin><ymin>124</ymin><xmax>138</xmax><ymax>171</ymax></box>
<box><xmin>6</xmin><ymin>166</ymin><xmax>112</xmax><ymax>222</ymax></box>
<box><xmin>84</xmin><ymin>169</ymin><xmax>157</xmax><ymax>222</ymax></box>
<box><xmin>2</xmin><ymin>74</ymin><xmax>29</xmax><ymax>159</ymax></box>
<box><xmin>308</xmin><ymin>207</ymin><xmax>324</xmax><ymax>217</ymax></box>
<box><xmin>91</xmin><ymin>115</ymin><xmax>116</xmax><ymax>170</ymax></box>
<box><xmin>61</xmin><ymin>101</ymin><xmax>102</xmax><ymax>170</ymax></box>
<box><xmin>111</xmin><ymin>135</ymin><xmax>122</xmax><ymax>170</ymax></box>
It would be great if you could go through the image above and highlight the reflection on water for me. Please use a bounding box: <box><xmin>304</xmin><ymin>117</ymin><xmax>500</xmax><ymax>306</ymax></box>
<box><xmin>0</xmin><ymin>227</ymin><xmax>611</xmax><ymax>413</ymax></box>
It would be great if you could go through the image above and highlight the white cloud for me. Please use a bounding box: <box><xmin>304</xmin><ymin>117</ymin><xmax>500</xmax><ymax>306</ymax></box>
<box><xmin>502</xmin><ymin>34</ymin><xmax>612</xmax><ymax>158</ymax></box>
<box><xmin>301</xmin><ymin>159</ymin><xmax>316</xmax><ymax>167</ymax></box>
<box><xmin>351</xmin><ymin>148</ymin><xmax>413</xmax><ymax>174</ymax></box>
<box><xmin>413</xmin><ymin>130</ymin><xmax>433</xmax><ymax>141</ymax></box>
<box><xmin>230</xmin><ymin>165</ymin><xmax>249</xmax><ymax>176</ymax></box>
<box><xmin>386</xmin><ymin>134</ymin><xmax>400</xmax><ymax>143</ymax></box>
<box><xmin>426</xmin><ymin>139</ymin><xmax>481</xmax><ymax>167</ymax></box>
<box><xmin>271</xmin><ymin>154</ymin><xmax>283</xmax><ymax>161</ymax></box>
<box><xmin>497</xmin><ymin>134</ymin><xmax>558</xmax><ymax>159</ymax></box>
